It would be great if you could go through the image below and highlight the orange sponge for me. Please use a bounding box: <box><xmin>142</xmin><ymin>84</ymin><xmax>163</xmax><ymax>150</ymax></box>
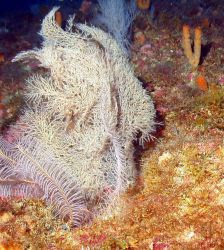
<box><xmin>196</xmin><ymin>75</ymin><xmax>208</xmax><ymax>91</ymax></box>
<box><xmin>182</xmin><ymin>25</ymin><xmax>202</xmax><ymax>70</ymax></box>
<box><xmin>55</xmin><ymin>11</ymin><xmax>62</xmax><ymax>27</ymax></box>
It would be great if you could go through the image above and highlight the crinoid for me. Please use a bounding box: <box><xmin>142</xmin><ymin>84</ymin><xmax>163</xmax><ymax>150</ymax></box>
<box><xmin>0</xmin><ymin>7</ymin><xmax>155</xmax><ymax>226</ymax></box>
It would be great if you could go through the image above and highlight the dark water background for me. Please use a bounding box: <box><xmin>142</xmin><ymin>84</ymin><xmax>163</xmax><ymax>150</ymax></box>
<box><xmin>0</xmin><ymin>0</ymin><xmax>83</xmax><ymax>15</ymax></box>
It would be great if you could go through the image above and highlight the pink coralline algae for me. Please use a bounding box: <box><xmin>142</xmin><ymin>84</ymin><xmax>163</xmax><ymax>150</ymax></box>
<box><xmin>218</xmin><ymin>75</ymin><xmax>224</xmax><ymax>85</ymax></box>
<box><xmin>3</xmin><ymin>122</ymin><xmax>22</xmax><ymax>143</ymax></box>
<box><xmin>187</xmin><ymin>72</ymin><xmax>195</xmax><ymax>82</ymax></box>
<box><xmin>0</xmin><ymin>107</ymin><xmax>5</xmax><ymax>118</ymax></box>
<box><xmin>140</xmin><ymin>43</ymin><xmax>154</xmax><ymax>56</ymax></box>
<box><xmin>152</xmin><ymin>239</ymin><xmax>169</xmax><ymax>250</ymax></box>
<box><xmin>137</xmin><ymin>58</ymin><xmax>148</xmax><ymax>71</ymax></box>
<box><xmin>156</xmin><ymin>105</ymin><xmax>169</xmax><ymax>115</ymax></box>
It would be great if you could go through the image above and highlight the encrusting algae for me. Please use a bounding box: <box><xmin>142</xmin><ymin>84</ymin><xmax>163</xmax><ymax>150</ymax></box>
<box><xmin>0</xmin><ymin>199</ymin><xmax>80</xmax><ymax>249</ymax></box>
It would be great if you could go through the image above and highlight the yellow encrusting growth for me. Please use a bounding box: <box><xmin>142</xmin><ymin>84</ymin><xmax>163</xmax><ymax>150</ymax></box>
<box><xmin>136</xmin><ymin>0</ymin><xmax>151</xmax><ymax>10</ymax></box>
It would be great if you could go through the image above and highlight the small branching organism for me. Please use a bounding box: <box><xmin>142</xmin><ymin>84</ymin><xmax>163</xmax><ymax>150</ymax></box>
<box><xmin>0</xmin><ymin>7</ymin><xmax>155</xmax><ymax>225</ymax></box>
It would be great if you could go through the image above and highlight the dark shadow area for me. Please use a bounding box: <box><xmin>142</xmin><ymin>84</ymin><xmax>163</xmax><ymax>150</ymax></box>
<box><xmin>200</xmin><ymin>42</ymin><xmax>213</xmax><ymax>65</ymax></box>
